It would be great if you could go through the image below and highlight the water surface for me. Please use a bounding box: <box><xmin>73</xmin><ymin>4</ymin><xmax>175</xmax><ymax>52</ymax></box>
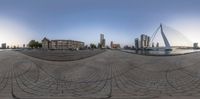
<box><xmin>122</xmin><ymin>49</ymin><xmax>200</xmax><ymax>56</ymax></box>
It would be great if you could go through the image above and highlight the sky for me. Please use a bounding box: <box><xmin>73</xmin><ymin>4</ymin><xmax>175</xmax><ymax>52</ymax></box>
<box><xmin>0</xmin><ymin>0</ymin><xmax>200</xmax><ymax>47</ymax></box>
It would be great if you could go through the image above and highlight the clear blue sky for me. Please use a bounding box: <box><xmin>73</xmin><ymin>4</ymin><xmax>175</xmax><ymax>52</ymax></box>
<box><xmin>0</xmin><ymin>0</ymin><xmax>200</xmax><ymax>47</ymax></box>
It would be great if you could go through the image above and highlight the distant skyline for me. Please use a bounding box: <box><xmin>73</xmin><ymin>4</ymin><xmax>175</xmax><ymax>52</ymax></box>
<box><xmin>0</xmin><ymin>0</ymin><xmax>200</xmax><ymax>47</ymax></box>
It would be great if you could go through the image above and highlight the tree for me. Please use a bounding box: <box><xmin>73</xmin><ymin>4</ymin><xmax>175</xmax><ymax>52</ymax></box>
<box><xmin>28</xmin><ymin>40</ymin><xmax>36</xmax><ymax>48</ymax></box>
<box><xmin>28</xmin><ymin>40</ymin><xmax>42</xmax><ymax>48</ymax></box>
<box><xmin>90</xmin><ymin>43</ymin><xmax>97</xmax><ymax>49</ymax></box>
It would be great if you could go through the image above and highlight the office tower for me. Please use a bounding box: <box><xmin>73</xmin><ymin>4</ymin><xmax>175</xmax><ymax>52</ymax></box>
<box><xmin>140</xmin><ymin>34</ymin><xmax>145</xmax><ymax>48</ymax></box>
<box><xmin>100</xmin><ymin>34</ymin><xmax>105</xmax><ymax>48</ymax></box>
<box><xmin>135</xmin><ymin>38</ymin><xmax>139</xmax><ymax>49</ymax></box>
<box><xmin>147</xmin><ymin>36</ymin><xmax>150</xmax><ymax>47</ymax></box>
<box><xmin>193</xmin><ymin>43</ymin><xmax>198</xmax><ymax>49</ymax></box>
<box><xmin>140</xmin><ymin>34</ymin><xmax>150</xmax><ymax>49</ymax></box>
<box><xmin>110</xmin><ymin>41</ymin><xmax>113</xmax><ymax>48</ymax></box>
<box><xmin>102</xmin><ymin>39</ymin><xmax>105</xmax><ymax>48</ymax></box>
<box><xmin>100</xmin><ymin>34</ymin><xmax>104</xmax><ymax>43</ymax></box>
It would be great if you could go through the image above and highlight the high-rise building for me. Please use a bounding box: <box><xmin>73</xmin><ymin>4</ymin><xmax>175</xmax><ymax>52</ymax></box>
<box><xmin>140</xmin><ymin>34</ymin><xmax>150</xmax><ymax>49</ymax></box>
<box><xmin>100</xmin><ymin>34</ymin><xmax>104</xmax><ymax>42</ymax></box>
<box><xmin>147</xmin><ymin>36</ymin><xmax>150</xmax><ymax>47</ymax></box>
<box><xmin>193</xmin><ymin>43</ymin><xmax>198</xmax><ymax>49</ymax></box>
<box><xmin>102</xmin><ymin>39</ymin><xmax>105</xmax><ymax>47</ymax></box>
<box><xmin>140</xmin><ymin>34</ymin><xmax>145</xmax><ymax>48</ymax></box>
<box><xmin>100</xmin><ymin>34</ymin><xmax>105</xmax><ymax>48</ymax></box>
<box><xmin>110</xmin><ymin>41</ymin><xmax>113</xmax><ymax>48</ymax></box>
<box><xmin>135</xmin><ymin>38</ymin><xmax>139</xmax><ymax>49</ymax></box>
<box><xmin>1</xmin><ymin>43</ymin><xmax>6</xmax><ymax>49</ymax></box>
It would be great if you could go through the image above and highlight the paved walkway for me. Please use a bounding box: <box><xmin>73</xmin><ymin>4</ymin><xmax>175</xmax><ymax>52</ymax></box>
<box><xmin>0</xmin><ymin>50</ymin><xmax>200</xmax><ymax>99</ymax></box>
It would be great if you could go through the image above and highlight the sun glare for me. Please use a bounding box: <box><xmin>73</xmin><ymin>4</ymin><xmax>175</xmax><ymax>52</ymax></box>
<box><xmin>0</xmin><ymin>18</ymin><xmax>33</xmax><ymax>47</ymax></box>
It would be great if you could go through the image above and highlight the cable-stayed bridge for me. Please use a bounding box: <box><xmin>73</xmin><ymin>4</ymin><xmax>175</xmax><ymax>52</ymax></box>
<box><xmin>149</xmin><ymin>24</ymin><xmax>193</xmax><ymax>51</ymax></box>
